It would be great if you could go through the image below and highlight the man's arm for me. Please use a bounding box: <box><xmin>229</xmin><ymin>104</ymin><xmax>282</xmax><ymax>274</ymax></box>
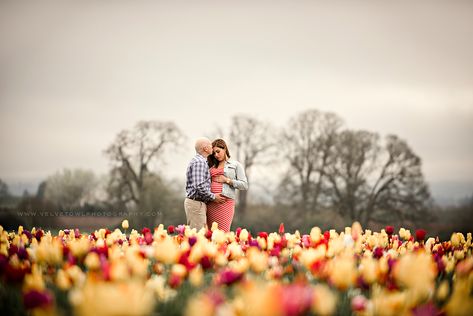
<box><xmin>192</xmin><ymin>160</ymin><xmax>215</xmax><ymax>202</ymax></box>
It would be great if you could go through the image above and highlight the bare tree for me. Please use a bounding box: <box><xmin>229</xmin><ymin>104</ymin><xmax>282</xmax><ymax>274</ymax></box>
<box><xmin>44</xmin><ymin>168</ymin><xmax>97</xmax><ymax>209</ymax></box>
<box><xmin>326</xmin><ymin>131</ymin><xmax>432</xmax><ymax>226</ymax></box>
<box><xmin>227</xmin><ymin>115</ymin><xmax>276</xmax><ymax>213</ymax></box>
<box><xmin>278</xmin><ymin>109</ymin><xmax>344</xmax><ymax>215</ymax></box>
<box><xmin>0</xmin><ymin>178</ymin><xmax>9</xmax><ymax>200</ymax></box>
<box><xmin>325</xmin><ymin>130</ymin><xmax>379</xmax><ymax>223</ymax></box>
<box><xmin>104</xmin><ymin>120</ymin><xmax>185</xmax><ymax>213</ymax></box>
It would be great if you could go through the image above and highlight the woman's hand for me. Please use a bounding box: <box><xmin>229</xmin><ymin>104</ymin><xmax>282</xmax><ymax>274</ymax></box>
<box><xmin>214</xmin><ymin>175</ymin><xmax>228</xmax><ymax>183</ymax></box>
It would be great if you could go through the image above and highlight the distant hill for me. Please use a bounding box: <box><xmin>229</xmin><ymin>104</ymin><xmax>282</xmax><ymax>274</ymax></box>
<box><xmin>4</xmin><ymin>178</ymin><xmax>473</xmax><ymax>207</ymax></box>
<box><xmin>430</xmin><ymin>180</ymin><xmax>473</xmax><ymax>206</ymax></box>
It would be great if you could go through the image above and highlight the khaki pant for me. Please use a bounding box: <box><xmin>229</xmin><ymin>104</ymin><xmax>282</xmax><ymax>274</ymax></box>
<box><xmin>184</xmin><ymin>198</ymin><xmax>207</xmax><ymax>230</ymax></box>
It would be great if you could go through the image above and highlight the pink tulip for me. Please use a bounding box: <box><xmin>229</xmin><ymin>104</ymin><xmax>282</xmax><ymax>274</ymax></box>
<box><xmin>281</xmin><ymin>283</ymin><xmax>313</xmax><ymax>316</ymax></box>
<box><xmin>351</xmin><ymin>295</ymin><xmax>367</xmax><ymax>312</ymax></box>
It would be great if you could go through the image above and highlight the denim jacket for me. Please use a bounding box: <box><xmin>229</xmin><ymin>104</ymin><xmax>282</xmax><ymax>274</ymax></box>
<box><xmin>221</xmin><ymin>159</ymin><xmax>248</xmax><ymax>199</ymax></box>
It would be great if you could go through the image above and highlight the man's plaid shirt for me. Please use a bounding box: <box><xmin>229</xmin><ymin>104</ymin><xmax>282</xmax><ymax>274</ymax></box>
<box><xmin>185</xmin><ymin>154</ymin><xmax>215</xmax><ymax>203</ymax></box>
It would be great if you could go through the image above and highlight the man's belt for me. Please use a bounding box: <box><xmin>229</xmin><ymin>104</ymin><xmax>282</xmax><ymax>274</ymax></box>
<box><xmin>187</xmin><ymin>196</ymin><xmax>204</xmax><ymax>202</ymax></box>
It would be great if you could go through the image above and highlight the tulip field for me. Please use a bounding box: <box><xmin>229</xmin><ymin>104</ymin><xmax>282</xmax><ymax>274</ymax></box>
<box><xmin>1</xmin><ymin>221</ymin><xmax>472</xmax><ymax>316</ymax></box>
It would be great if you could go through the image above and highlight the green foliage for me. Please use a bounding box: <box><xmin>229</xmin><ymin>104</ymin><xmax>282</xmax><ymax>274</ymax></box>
<box><xmin>0</xmin><ymin>282</ymin><xmax>26</xmax><ymax>316</ymax></box>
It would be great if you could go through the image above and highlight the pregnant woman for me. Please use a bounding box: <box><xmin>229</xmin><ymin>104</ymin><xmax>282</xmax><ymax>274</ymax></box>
<box><xmin>206</xmin><ymin>138</ymin><xmax>248</xmax><ymax>232</ymax></box>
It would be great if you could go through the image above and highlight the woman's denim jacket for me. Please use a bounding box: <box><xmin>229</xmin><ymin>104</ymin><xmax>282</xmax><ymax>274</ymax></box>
<box><xmin>221</xmin><ymin>159</ymin><xmax>248</xmax><ymax>199</ymax></box>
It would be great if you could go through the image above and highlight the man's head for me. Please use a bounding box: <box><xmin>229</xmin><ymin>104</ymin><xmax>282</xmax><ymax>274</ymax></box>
<box><xmin>195</xmin><ymin>137</ymin><xmax>212</xmax><ymax>157</ymax></box>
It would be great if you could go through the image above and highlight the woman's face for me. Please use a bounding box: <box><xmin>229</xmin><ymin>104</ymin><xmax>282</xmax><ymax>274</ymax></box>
<box><xmin>213</xmin><ymin>146</ymin><xmax>227</xmax><ymax>162</ymax></box>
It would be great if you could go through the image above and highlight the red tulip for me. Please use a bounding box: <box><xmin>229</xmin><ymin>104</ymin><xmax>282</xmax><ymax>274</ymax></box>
<box><xmin>144</xmin><ymin>232</ymin><xmax>153</xmax><ymax>245</ymax></box>
<box><xmin>200</xmin><ymin>256</ymin><xmax>213</xmax><ymax>270</ymax></box>
<box><xmin>279</xmin><ymin>223</ymin><xmax>285</xmax><ymax>235</ymax></box>
<box><xmin>415</xmin><ymin>229</ymin><xmax>426</xmax><ymax>242</ymax></box>
<box><xmin>5</xmin><ymin>264</ymin><xmax>29</xmax><ymax>283</ymax></box>
<box><xmin>270</xmin><ymin>247</ymin><xmax>281</xmax><ymax>257</ymax></box>
<box><xmin>23</xmin><ymin>290</ymin><xmax>53</xmax><ymax>309</ymax></box>
<box><xmin>34</xmin><ymin>229</ymin><xmax>44</xmax><ymax>241</ymax></box>
<box><xmin>217</xmin><ymin>268</ymin><xmax>243</xmax><ymax>285</ymax></box>
<box><xmin>373</xmin><ymin>247</ymin><xmax>384</xmax><ymax>259</ymax></box>
<box><xmin>179</xmin><ymin>250</ymin><xmax>196</xmax><ymax>270</ymax></box>
<box><xmin>168</xmin><ymin>274</ymin><xmax>182</xmax><ymax>288</ymax></box>
<box><xmin>258</xmin><ymin>232</ymin><xmax>268</xmax><ymax>240</ymax></box>
<box><xmin>323</xmin><ymin>231</ymin><xmax>330</xmax><ymax>241</ymax></box>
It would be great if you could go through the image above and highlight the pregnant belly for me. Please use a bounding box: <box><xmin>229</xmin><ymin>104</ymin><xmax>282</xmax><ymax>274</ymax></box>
<box><xmin>211</xmin><ymin>181</ymin><xmax>223</xmax><ymax>193</ymax></box>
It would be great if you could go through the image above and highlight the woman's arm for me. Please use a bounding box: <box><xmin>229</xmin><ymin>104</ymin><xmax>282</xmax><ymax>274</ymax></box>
<box><xmin>229</xmin><ymin>161</ymin><xmax>248</xmax><ymax>190</ymax></box>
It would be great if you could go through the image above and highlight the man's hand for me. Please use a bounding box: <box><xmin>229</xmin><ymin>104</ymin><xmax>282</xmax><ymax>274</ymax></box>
<box><xmin>214</xmin><ymin>175</ymin><xmax>227</xmax><ymax>183</ymax></box>
<box><xmin>214</xmin><ymin>194</ymin><xmax>227</xmax><ymax>203</ymax></box>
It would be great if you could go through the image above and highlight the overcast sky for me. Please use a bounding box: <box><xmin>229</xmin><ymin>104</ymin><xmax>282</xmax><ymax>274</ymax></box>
<box><xmin>1</xmin><ymin>1</ymin><xmax>472</xmax><ymax>202</ymax></box>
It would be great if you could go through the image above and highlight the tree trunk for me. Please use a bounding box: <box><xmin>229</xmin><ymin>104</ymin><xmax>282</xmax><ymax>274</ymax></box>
<box><xmin>237</xmin><ymin>190</ymin><xmax>248</xmax><ymax>214</ymax></box>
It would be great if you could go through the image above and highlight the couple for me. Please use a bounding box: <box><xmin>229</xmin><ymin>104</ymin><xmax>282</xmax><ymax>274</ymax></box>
<box><xmin>184</xmin><ymin>137</ymin><xmax>248</xmax><ymax>232</ymax></box>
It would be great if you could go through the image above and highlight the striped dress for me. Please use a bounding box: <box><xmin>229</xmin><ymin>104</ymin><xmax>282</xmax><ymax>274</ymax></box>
<box><xmin>206</xmin><ymin>167</ymin><xmax>235</xmax><ymax>232</ymax></box>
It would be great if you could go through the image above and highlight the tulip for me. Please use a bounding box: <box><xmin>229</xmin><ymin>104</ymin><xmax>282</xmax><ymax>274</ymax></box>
<box><xmin>312</xmin><ymin>284</ymin><xmax>337</xmax><ymax>316</ymax></box>
<box><xmin>415</xmin><ymin>229</ymin><xmax>426</xmax><ymax>242</ymax></box>
<box><xmin>351</xmin><ymin>294</ymin><xmax>368</xmax><ymax>312</ymax></box>
<box><xmin>239</xmin><ymin>229</ymin><xmax>249</xmax><ymax>242</ymax></box>
<box><xmin>84</xmin><ymin>252</ymin><xmax>101</xmax><ymax>270</ymax></box>
<box><xmin>23</xmin><ymin>289</ymin><xmax>53</xmax><ymax>310</ymax></box>
<box><xmin>73</xmin><ymin>280</ymin><xmax>155</xmax><ymax>316</ymax></box>
<box><xmin>436</xmin><ymin>280</ymin><xmax>449</xmax><ymax>301</ymax></box>
<box><xmin>359</xmin><ymin>257</ymin><xmax>378</xmax><ymax>284</ymax></box>
<box><xmin>217</xmin><ymin>268</ymin><xmax>243</xmax><ymax>285</ymax></box>
<box><xmin>184</xmin><ymin>293</ymin><xmax>216</xmax><ymax>316</ymax></box>
<box><xmin>373</xmin><ymin>247</ymin><xmax>384</xmax><ymax>259</ymax></box>
<box><xmin>144</xmin><ymin>232</ymin><xmax>153</xmax><ymax>245</ymax></box>
<box><xmin>189</xmin><ymin>266</ymin><xmax>204</xmax><ymax>287</ymax></box>
<box><xmin>451</xmin><ymin>232</ymin><xmax>461</xmax><ymax>248</ymax></box>
<box><xmin>281</xmin><ymin>283</ymin><xmax>313</xmax><ymax>316</ymax></box>
<box><xmin>278</xmin><ymin>223</ymin><xmax>285</xmax><ymax>235</ymax></box>
<box><xmin>56</xmin><ymin>269</ymin><xmax>72</xmax><ymax>290</ymax></box>
<box><xmin>329</xmin><ymin>255</ymin><xmax>357</xmax><ymax>290</ymax></box>
<box><xmin>351</xmin><ymin>222</ymin><xmax>362</xmax><ymax>241</ymax></box>
<box><xmin>212</xmin><ymin>230</ymin><xmax>226</xmax><ymax>244</ymax></box>
<box><xmin>188</xmin><ymin>235</ymin><xmax>197</xmax><ymax>247</ymax></box>
<box><xmin>155</xmin><ymin>237</ymin><xmax>180</xmax><ymax>264</ymax></box>
<box><xmin>247</xmin><ymin>248</ymin><xmax>269</xmax><ymax>273</ymax></box>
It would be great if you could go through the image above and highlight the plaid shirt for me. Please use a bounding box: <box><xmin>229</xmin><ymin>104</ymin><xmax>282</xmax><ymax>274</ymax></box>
<box><xmin>185</xmin><ymin>154</ymin><xmax>215</xmax><ymax>203</ymax></box>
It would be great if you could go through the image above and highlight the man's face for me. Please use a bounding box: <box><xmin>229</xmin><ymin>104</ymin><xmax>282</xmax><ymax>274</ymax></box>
<box><xmin>202</xmin><ymin>142</ymin><xmax>212</xmax><ymax>155</ymax></box>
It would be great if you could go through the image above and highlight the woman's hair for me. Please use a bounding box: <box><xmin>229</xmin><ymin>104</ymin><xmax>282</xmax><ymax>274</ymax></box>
<box><xmin>207</xmin><ymin>138</ymin><xmax>231</xmax><ymax>168</ymax></box>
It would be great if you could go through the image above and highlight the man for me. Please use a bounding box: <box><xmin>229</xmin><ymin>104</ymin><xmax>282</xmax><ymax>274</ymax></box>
<box><xmin>184</xmin><ymin>137</ymin><xmax>226</xmax><ymax>230</ymax></box>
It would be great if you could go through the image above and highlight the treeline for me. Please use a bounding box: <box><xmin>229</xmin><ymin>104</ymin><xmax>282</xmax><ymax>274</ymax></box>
<box><xmin>1</xmin><ymin>108</ymin><xmax>470</xmax><ymax>236</ymax></box>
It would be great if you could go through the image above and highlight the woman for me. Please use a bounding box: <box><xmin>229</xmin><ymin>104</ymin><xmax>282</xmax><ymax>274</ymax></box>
<box><xmin>206</xmin><ymin>139</ymin><xmax>248</xmax><ymax>232</ymax></box>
